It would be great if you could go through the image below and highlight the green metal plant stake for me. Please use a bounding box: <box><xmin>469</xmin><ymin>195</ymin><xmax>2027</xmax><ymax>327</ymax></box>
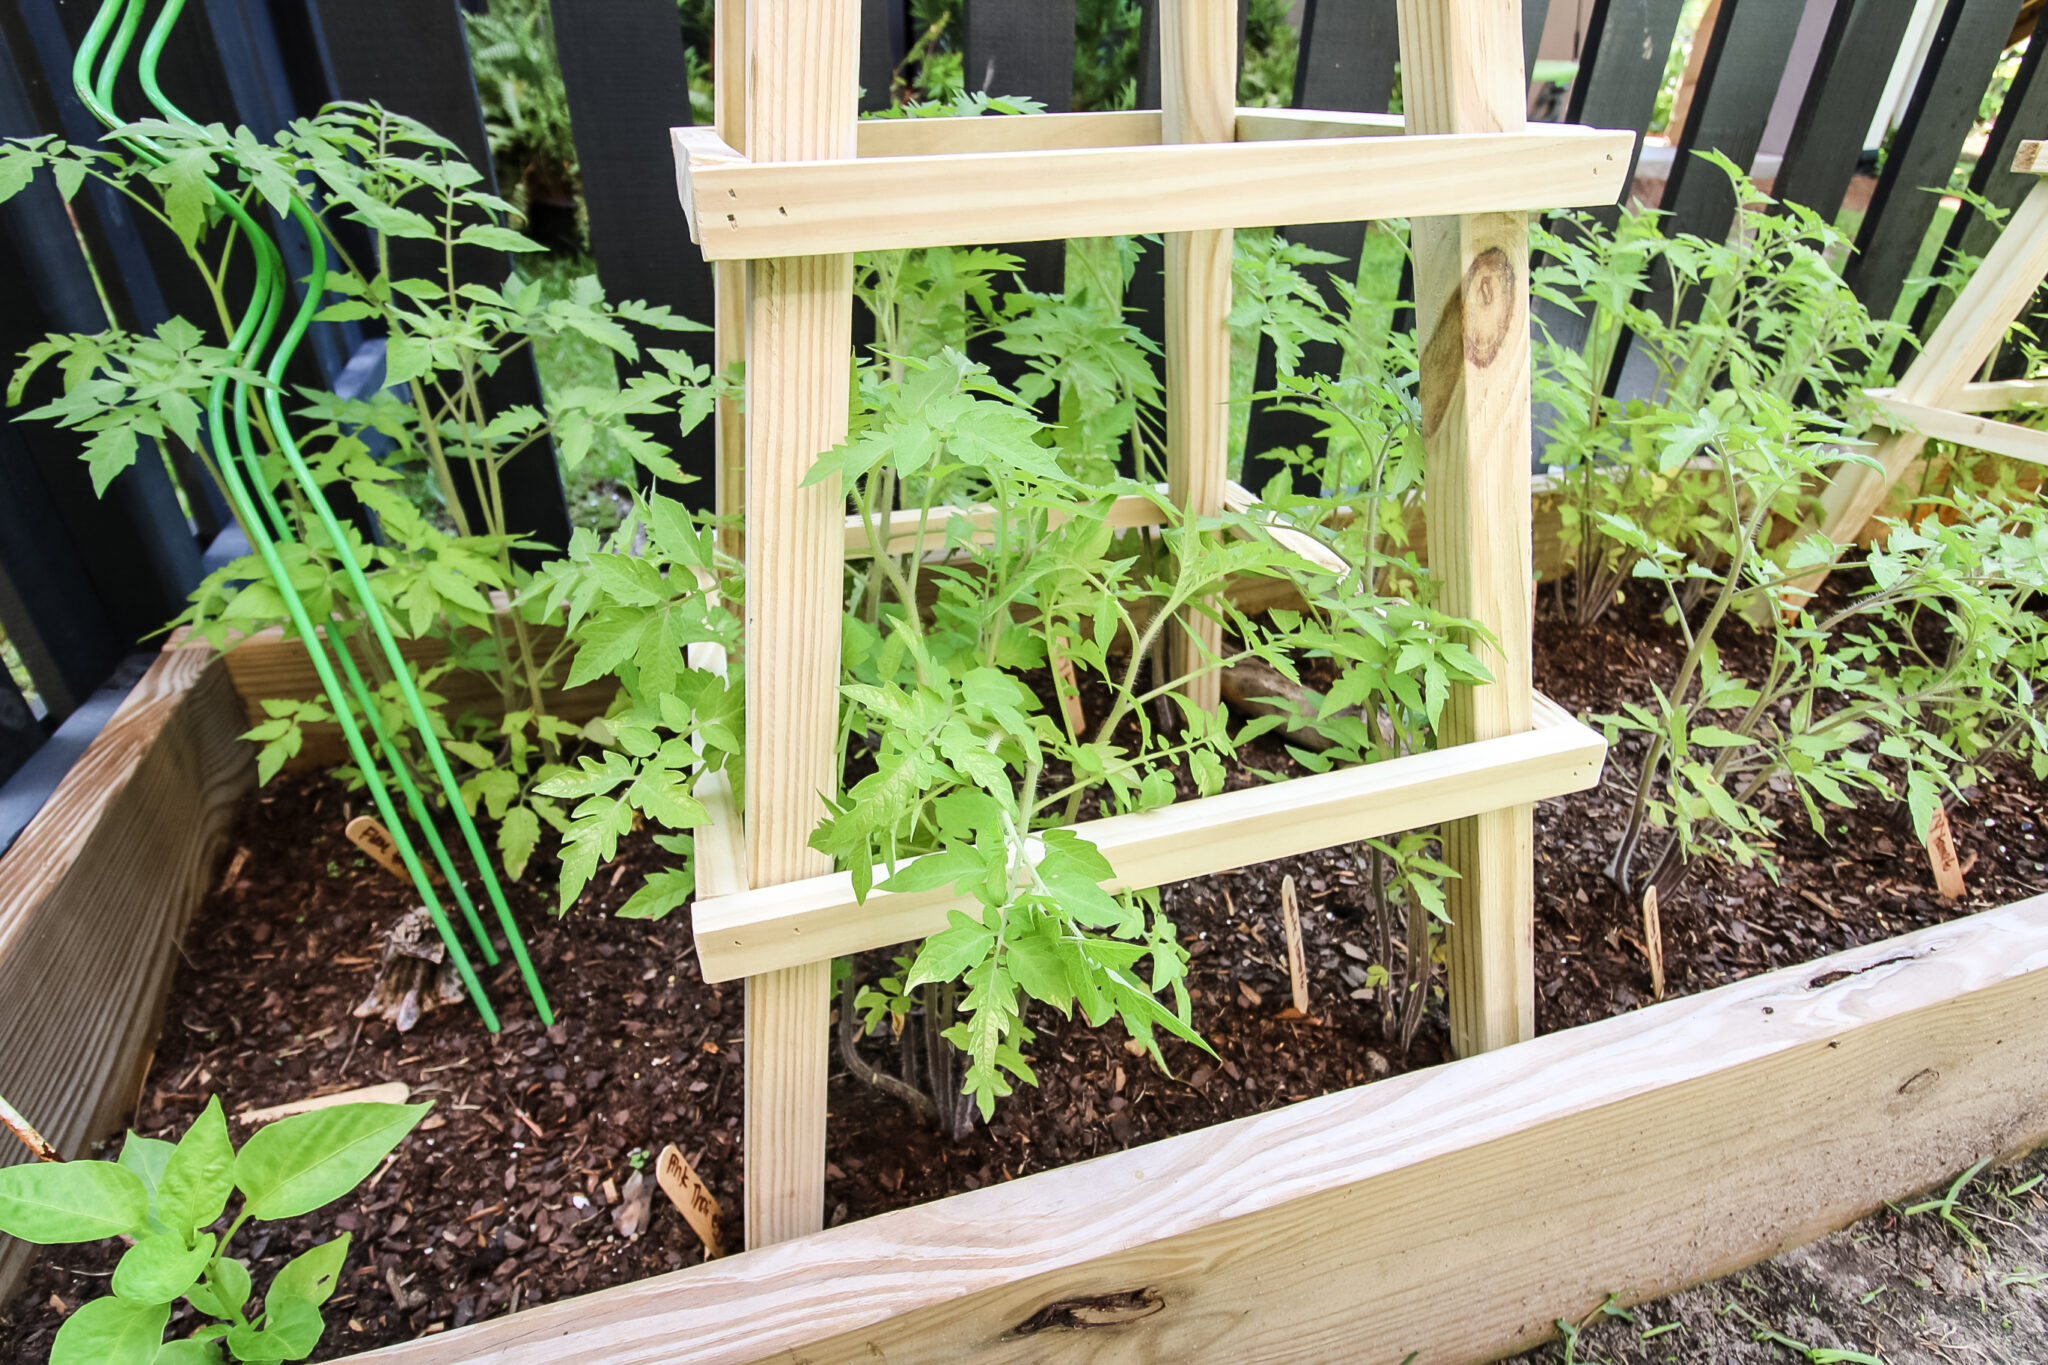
<box><xmin>74</xmin><ymin>0</ymin><xmax>553</xmax><ymax>1028</ymax></box>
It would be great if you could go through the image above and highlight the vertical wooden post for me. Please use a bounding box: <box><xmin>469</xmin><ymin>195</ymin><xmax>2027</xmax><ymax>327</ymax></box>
<box><xmin>739</xmin><ymin>0</ymin><xmax>858</xmax><ymax>1249</ymax></box>
<box><xmin>1161</xmin><ymin>0</ymin><xmax>1236</xmax><ymax>712</ymax></box>
<box><xmin>713</xmin><ymin>0</ymin><xmax>749</xmax><ymax>563</ymax></box>
<box><xmin>1398</xmin><ymin>0</ymin><xmax>1536</xmax><ymax>1056</ymax></box>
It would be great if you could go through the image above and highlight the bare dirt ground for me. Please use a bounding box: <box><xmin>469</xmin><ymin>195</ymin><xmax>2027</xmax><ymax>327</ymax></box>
<box><xmin>1508</xmin><ymin>1148</ymin><xmax>2048</xmax><ymax>1364</ymax></box>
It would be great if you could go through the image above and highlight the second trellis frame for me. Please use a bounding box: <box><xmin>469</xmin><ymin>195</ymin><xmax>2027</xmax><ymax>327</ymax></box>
<box><xmin>676</xmin><ymin>0</ymin><xmax>1632</xmax><ymax>1248</ymax></box>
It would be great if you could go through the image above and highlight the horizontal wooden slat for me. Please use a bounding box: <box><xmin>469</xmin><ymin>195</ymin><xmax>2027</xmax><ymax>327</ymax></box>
<box><xmin>354</xmin><ymin>893</ymin><xmax>2048</xmax><ymax>1365</ymax></box>
<box><xmin>846</xmin><ymin>107</ymin><xmax>1406</xmax><ymax>161</ymax></box>
<box><xmin>689</xmin><ymin>699</ymin><xmax>1605</xmax><ymax>981</ymax></box>
<box><xmin>1230</xmin><ymin>107</ymin><xmax>1407</xmax><ymax>140</ymax></box>
<box><xmin>1865</xmin><ymin>392</ymin><xmax>2048</xmax><ymax>466</ymax></box>
<box><xmin>675</xmin><ymin>125</ymin><xmax>1636</xmax><ymax>258</ymax></box>
<box><xmin>856</xmin><ymin>109</ymin><xmax>1161</xmax><ymax>156</ymax></box>
<box><xmin>214</xmin><ymin>618</ymin><xmax>617</xmax><ymax>770</ymax></box>
<box><xmin>0</xmin><ymin>644</ymin><xmax>252</xmax><ymax>1303</ymax></box>
<box><xmin>2013</xmin><ymin>138</ymin><xmax>2048</xmax><ymax>174</ymax></box>
<box><xmin>1867</xmin><ymin>378</ymin><xmax>2048</xmax><ymax>413</ymax></box>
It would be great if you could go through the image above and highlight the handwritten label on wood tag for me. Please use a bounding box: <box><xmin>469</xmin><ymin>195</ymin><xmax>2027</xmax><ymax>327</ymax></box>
<box><xmin>1641</xmin><ymin>884</ymin><xmax>1665</xmax><ymax>1001</ymax></box>
<box><xmin>1925</xmin><ymin>806</ymin><xmax>1966</xmax><ymax>900</ymax></box>
<box><xmin>344</xmin><ymin>816</ymin><xmax>438</xmax><ymax>887</ymax></box>
<box><xmin>655</xmin><ymin>1143</ymin><xmax>724</xmax><ymax>1257</ymax></box>
<box><xmin>1279</xmin><ymin>874</ymin><xmax>1309</xmax><ymax>1014</ymax></box>
<box><xmin>1048</xmin><ymin>633</ymin><xmax>1086</xmax><ymax>734</ymax></box>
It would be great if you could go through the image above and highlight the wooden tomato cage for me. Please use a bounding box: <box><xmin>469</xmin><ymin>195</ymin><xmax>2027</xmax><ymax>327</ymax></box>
<box><xmin>5</xmin><ymin>650</ymin><xmax>2048</xmax><ymax>1361</ymax></box>
<box><xmin>4</xmin><ymin>5</ymin><xmax>2047</xmax><ymax>1362</ymax></box>
<box><xmin>676</xmin><ymin>0</ymin><xmax>1640</xmax><ymax>1251</ymax></box>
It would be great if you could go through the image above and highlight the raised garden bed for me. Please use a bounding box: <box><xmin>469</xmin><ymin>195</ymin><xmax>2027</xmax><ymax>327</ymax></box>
<box><xmin>2</xmin><ymin>577</ymin><xmax>2042</xmax><ymax>1363</ymax></box>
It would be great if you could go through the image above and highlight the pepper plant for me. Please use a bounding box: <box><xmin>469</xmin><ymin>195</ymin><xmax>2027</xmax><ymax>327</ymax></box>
<box><xmin>0</xmin><ymin>1099</ymin><xmax>428</xmax><ymax>1364</ymax></box>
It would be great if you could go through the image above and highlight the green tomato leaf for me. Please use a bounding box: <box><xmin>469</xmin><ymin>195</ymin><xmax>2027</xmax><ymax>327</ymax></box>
<box><xmin>157</xmin><ymin>1097</ymin><xmax>234</xmax><ymax>1232</ymax></box>
<box><xmin>50</xmin><ymin>1294</ymin><xmax>171</xmax><ymax>1365</ymax></box>
<box><xmin>457</xmin><ymin>224</ymin><xmax>547</xmax><ymax>253</ymax></box>
<box><xmin>0</xmin><ymin>1159</ymin><xmax>150</xmax><ymax>1243</ymax></box>
<box><xmin>233</xmin><ymin>1103</ymin><xmax>430</xmax><ymax>1221</ymax></box>
<box><xmin>616</xmin><ymin>869</ymin><xmax>694</xmax><ymax>920</ymax></box>
<box><xmin>112</xmin><ymin>1231</ymin><xmax>216</xmax><ymax>1305</ymax></box>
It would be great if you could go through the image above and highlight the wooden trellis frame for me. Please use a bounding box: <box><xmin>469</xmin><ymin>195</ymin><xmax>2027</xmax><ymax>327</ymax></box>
<box><xmin>1799</xmin><ymin>137</ymin><xmax>2048</xmax><ymax>600</ymax></box>
<box><xmin>678</xmin><ymin>0</ymin><xmax>1633</xmax><ymax>1250</ymax></box>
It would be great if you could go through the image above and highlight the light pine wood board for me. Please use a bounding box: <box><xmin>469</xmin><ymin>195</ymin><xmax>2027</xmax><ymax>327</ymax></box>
<box><xmin>1803</xmin><ymin>175</ymin><xmax>2048</xmax><ymax>601</ymax></box>
<box><xmin>847</xmin><ymin>107</ymin><xmax>1404</xmax><ymax>161</ymax></box>
<box><xmin>1399</xmin><ymin>0</ymin><xmax>1538</xmax><ymax>1059</ymax></box>
<box><xmin>0</xmin><ymin>645</ymin><xmax>252</xmax><ymax>1304</ymax></box>
<box><xmin>691</xmin><ymin>703</ymin><xmax>1603</xmax><ymax>983</ymax></box>
<box><xmin>674</xmin><ymin>124</ymin><xmax>1633</xmax><ymax>258</ymax></box>
<box><xmin>1160</xmin><ymin>0</ymin><xmax>1236</xmax><ymax>715</ymax></box>
<box><xmin>1868</xmin><ymin>377</ymin><xmax>2048</xmax><ymax>413</ymax></box>
<box><xmin>1863</xmin><ymin>392</ymin><xmax>2048</xmax><ymax>467</ymax></box>
<box><xmin>737</xmin><ymin>0</ymin><xmax>858</xmax><ymax>1251</ymax></box>
<box><xmin>711</xmin><ymin>0</ymin><xmax>747</xmax><ymax>563</ymax></box>
<box><xmin>351</xmin><ymin>894</ymin><xmax>2048</xmax><ymax>1365</ymax></box>
<box><xmin>212</xmin><ymin>618</ymin><xmax>614</xmax><ymax>771</ymax></box>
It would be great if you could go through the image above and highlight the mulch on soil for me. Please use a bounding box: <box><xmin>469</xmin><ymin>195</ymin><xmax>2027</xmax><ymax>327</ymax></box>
<box><xmin>2</xmin><ymin>578</ymin><xmax>2043</xmax><ymax>1362</ymax></box>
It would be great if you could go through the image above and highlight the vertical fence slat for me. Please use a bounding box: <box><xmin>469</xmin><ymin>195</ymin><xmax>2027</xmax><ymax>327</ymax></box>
<box><xmin>1845</xmin><ymin>0</ymin><xmax>2022</xmax><ymax>336</ymax></box>
<box><xmin>313</xmin><ymin>0</ymin><xmax>573</xmax><ymax>552</ymax></box>
<box><xmin>1565</xmin><ymin>0</ymin><xmax>1685</xmax><ymax>186</ymax></box>
<box><xmin>1915</xmin><ymin>23</ymin><xmax>2048</xmax><ymax>358</ymax></box>
<box><xmin>963</xmin><ymin>0</ymin><xmax>1074</xmax><ymax>411</ymax></box>
<box><xmin>1239</xmin><ymin>0</ymin><xmax>1399</xmax><ymax>490</ymax></box>
<box><xmin>552</xmin><ymin>0</ymin><xmax>718</xmax><ymax>503</ymax></box>
<box><xmin>199</xmin><ymin>0</ymin><xmax>361</xmax><ymax>391</ymax></box>
<box><xmin>1530</xmin><ymin>0</ymin><xmax>1683</xmax><ymax>461</ymax></box>
<box><xmin>1657</xmin><ymin>0</ymin><xmax>1807</xmax><ymax>245</ymax></box>
<box><xmin>0</xmin><ymin>658</ymin><xmax>41</xmax><ymax>792</ymax></box>
<box><xmin>1616</xmin><ymin>0</ymin><xmax>1809</xmax><ymax>388</ymax></box>
<box><xmin>0</xmin><ymin>21</ymin><xmax>201</xmax><ymax>718</ymax></box>
<box><xmin>858</xmin><ymin>0</ymin><xmax>902</xmax><ymax>111</ymax></box>
<box><xmin>1773</xmin><ymin>0</ymin><xmax>1920</xmax><ymax>219</ymax></box>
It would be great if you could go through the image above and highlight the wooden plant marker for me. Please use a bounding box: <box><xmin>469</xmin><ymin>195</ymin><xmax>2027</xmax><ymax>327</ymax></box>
<box><xmin>1279</xmin><ymin>874</ymin><xmax>1310</xmax><ymax>1015</ymax></box>
<box><xmin>345</xmin><ymin>815</ymin><xmax>440</xmax><ymax>886</ymax></box>
<box><xmin>234</xmin><ymin>1081</ymin><xmax>411</xmax><ymax>1125</ymax></box>
<box><xmin>1047</xmin><ymin>631</ymin><xmax>1086</xmax><ymax>735</ymax></box>
<box><xmin>1642</xmin><ymin>884</ymin><xmax>1665</xmax><ymax>1001</ymax></box>
<box><xmin>1925</xmin><ymin>807</ymin><xmax>1967</xmax><ymax>901</ymax></box>
<box><xmin>655</xmin><ymin>1143</ymin><xmax>725</xmax><ymax>1258</ymax></box>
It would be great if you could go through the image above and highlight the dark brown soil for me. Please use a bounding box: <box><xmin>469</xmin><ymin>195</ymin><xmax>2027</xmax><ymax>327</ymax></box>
<box><xmin>3</xmin><ymin>582</ymin><xmax>2044</xmax><ymax>1362</ymax></box>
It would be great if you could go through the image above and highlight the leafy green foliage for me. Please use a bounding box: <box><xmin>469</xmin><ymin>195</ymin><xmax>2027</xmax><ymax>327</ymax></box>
<box><xmin>0</xmin><ymin>1098</ymin><xmax>425</xmax><ymax>1363</ymax></box>
<box><xmin>3</xmin><ymin>102</ymin><xmax>727</xmax><ymax>907</ymax></box>
<box><xmin>818</xmin><ymin>342</ymin><xmax>1484</xmax><ymax>1118</ymax></box>
<box><xmin>1534</xmin><ymin>155</ymin><xmax>1902</xmax><ymax>626</ymax></box>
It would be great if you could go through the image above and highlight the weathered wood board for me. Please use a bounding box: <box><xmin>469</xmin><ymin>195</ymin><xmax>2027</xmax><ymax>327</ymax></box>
<box><xmin>0</xmin><ymin>644</ymin><xmax>252</xmax><ymax>1303</ymax></box>
<box><xmin>352</xmin><ymin>894</ymin><xmax>2048</xmax><ymax>1365</ymax></box>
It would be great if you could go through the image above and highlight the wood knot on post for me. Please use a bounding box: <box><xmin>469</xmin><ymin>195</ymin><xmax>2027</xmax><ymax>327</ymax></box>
<box><xmin>1461</xmin><ymin>246</ymin><xmax>1516</xmax><ymax>370</ymax></box>
<box><xmin>1419</xmin><ymin>245</ymin><xmax>1519</xmax><ymax>438</ymax></box>
<box><xmin>1008</xmin><ymin>1287</ymin><xmax>1166</xmax><ymax>1335</ymax></box>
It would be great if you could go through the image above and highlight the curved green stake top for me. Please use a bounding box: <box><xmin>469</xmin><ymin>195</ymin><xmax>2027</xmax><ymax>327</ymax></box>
<box><xmin>73</xmin><ymin>0</ymin><xmax>556</xmax><ymax>1027</ymax></box>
